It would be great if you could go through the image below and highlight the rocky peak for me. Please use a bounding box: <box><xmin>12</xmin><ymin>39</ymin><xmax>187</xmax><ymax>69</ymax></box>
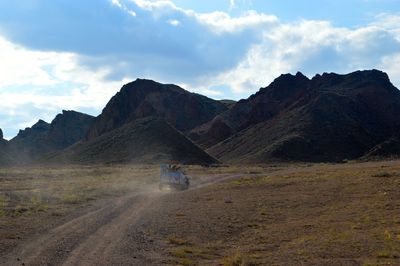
<box><xmin>123</xmin><ymin>79</ymin><xmax>159</xmax><ymax>92</ymax></box>
<box><xmin>310</xmin><ymin>69</ymin><xmax>394</xmax><ymax>92</ymax></box>
<box><xmin>86</xmin><ymin>79</ymin><xmax>228</xmax><ymax>140</ymax></box>
<box><xmin>120</xmin><ymin>79</ymin><xmax>186</xmax><ymax>96</ymax></box>
<box><xmin>256</xmin><ymin>72</ymin><xmax>310</xmax><ymax>101</ymax></box>
<box><xmin>32</xmin><ymin>119</ymin><xmax>50</xmax><ymax>130</ymax></box>
<box><xmin>207</xmin><ymin>72</ymin><xmax>311</xmax><ymax>135</ymax></box>
<box><xmin>269</xmin><ymin>72</ymin><xmax>310</xmax><ymax>88</ymax></box>
<box><xmin>15</xmin><ymin>120</ymin><xmax>50</xmax><ymax>140</ymax></box>
<box><xmin>0</xmin><ymin>128</ymin><xmax>6</xmax><ymax>145</ymax></box>
<box><xmin>348</xmin><ymin>69</ymin><xmax>390</xmax><ymax>81</ymax></box>
<box><xmin>50</xmin><ymin>110</ymin><xmax>94</xmax><ymax>130</ymax></box>
<box><xmin>48</xmin><ymin>110</ymin><xmax>95</xmax><ymax>149</ymax></box>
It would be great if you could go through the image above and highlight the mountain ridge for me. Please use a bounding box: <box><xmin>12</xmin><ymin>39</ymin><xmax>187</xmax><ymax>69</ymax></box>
<box><xmin>2</xmin><ymin>70</ymin><xmax>400</xmax><ymax>165</ymax></box>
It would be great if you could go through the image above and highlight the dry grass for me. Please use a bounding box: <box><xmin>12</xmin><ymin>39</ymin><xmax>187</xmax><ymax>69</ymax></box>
<box><xmin>221</xmin><ymin>251</ymin><xmax>259</xmax><ymax>266</ymax></box>
<box><xmin>169</xmin><ymin>244</ymin><xmax>219</xmax><ymax>265</ymax></box>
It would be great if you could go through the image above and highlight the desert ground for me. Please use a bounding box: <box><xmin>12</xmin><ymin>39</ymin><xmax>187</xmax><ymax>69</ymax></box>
<box><xmin>0</xmin><ymin>161</ymin><xmax>399</xmax><ymax>265</ymax></box>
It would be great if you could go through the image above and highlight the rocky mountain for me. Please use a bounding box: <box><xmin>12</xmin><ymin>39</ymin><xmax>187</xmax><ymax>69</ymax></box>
<box><xmin>49</xmin><ymin>118</ymin><xmax>218</xmax><ymax>165</ymax></box>
<box><xmin>189</xmin><ymin>72</ymin><xmax>310</xmax><ymax>148</ymax></box>
<box><xmin>47</xmin><ymin>110</ymin><xmax>95</xmax><ymax>149</ymax></box>
<box><xmin>13</xmin><ymin>119</ymin><xmax>50</xmax><ymax>141</ymax></box>
<box><xmin>8</xmin><ymin>120</ymin><xmax>51</xmax><ymax>163</ymax></box>
<box><xmin>0</xmin><ymin>128</ymin><xmax>7</xmax><ymax>147</ymax></box>
<box><xmin>4</xmin><ymin>70</ymin><xmax>400</xmax><ymax>165</ymax></box>
<box><xmin>0</xmin><ymin>128</ymin><xmax>13</xmax><ymax>166</ymax></box>
<box><xmin>8</xmin><ymin>111</ymin><xmax>94</xmax><ymax>164</ymax></box>
<box><xmin>189</xmin><ymin>72</ymin><xmax>311</xmax><ymax>148</ymax></box>
<box><xmin>200</xmin><ymin>70</ymin><xmax>400</xmax><ymax>162</ymax></box>
<box><xmin>86</xmin><ymin>79</ymin><xmax>228</xmax><ymax>140</ymax></box>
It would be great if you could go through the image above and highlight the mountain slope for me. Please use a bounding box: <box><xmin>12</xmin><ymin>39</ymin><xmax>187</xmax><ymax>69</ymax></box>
<box><xmin>8</xmin><ymin>120</ymin><xmax>51</xmax><ymax>163</ymax></box>
<box><xmin>8</xmin><ymin>111</ymin><xmax>94</xmax><ymax>164</ymax></box>
<box><xmin>189</xmin><ymin>72</ymin><xmax>311</xmax><ymax>148</ymax></box>
<box><xmin>363</xmin><ymin>134</ymin><xmax>400</xmax><ymax>159</ymax></box>
<box><xmin>206</xmin><ymin>70</ymin><xmax>400</xmax><ymax>162</ymax></box>
<box><xmin>0</xmin><ymin>129</ymin><xmax>14</xmax><ymax>166</ymax></box>
<box><xmin>49</xmin><ymin>118</ymin><xmax>218</xmax><ymax>165</ymax></box>
<box><xmin>86</xmin><ymin>79</ymin><xmax>228</xmax><ymax>140</ymax></box>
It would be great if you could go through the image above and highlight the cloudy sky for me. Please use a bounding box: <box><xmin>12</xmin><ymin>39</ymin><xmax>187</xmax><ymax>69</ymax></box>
<box><xmin>0</xmin><ymin>0</ymin><xmax>400</xmax><ymax>139</ymax></box>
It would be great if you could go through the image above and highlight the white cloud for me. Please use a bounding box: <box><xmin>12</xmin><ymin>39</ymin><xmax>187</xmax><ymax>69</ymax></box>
<box><xmin>196</xmin><ymin>10</ymin><xmax>278</xmax><ymax>34</ymax></box>
<box><xmin>380</xmin><ymin>53</ymin><xmax>400</xmax><ymax>86</ymax></box>
<box><xmin>111</xmin><ymin>0</ymin><xmax>123</xmax><ymax>8</ymax></box>
<box><xmin>0</xmin><ymin>36</ymin><xmax>132</xmax><ymax>138</ymax></box>
<box><xmin>229</xmin><ymin>0</ymin><xmax>236</xmax><ymax>10</ymax></box>
<box><xmin>371</xmin><ymin>13</ymin><xmax>400</xmax><ymax>41</ymax></box>
<box><xmin>228</xmin><ymin>0</ymin><xmax>253</xmax><ymax>11</ymax></box>
<box><xmin>168</xmin><ymin>19</ymin><xmax>180</xmax><ymax>26</ymax></box>
<box><xmin>125</xmin><ymin>0</ymin><xmax>276</xmax><ymax>33</ymax></box>
<box><xmin>0</xmin><ymin>38</ymin><xmax>126</xmax><ymax>110</ymax></box>
<box><xmin>110</xmin><ymin>0</ymin><xmax>136</xmax><ymax>16</ymax></box>
<box><xmin>130</xmin><ymin>0</ymin><xmax>180</xmax><ymax>17</ymax></box>
<box><xmin>0</xmin><ymin>36</ymin><xmax>60</xmax><ymax>87</ymax></box>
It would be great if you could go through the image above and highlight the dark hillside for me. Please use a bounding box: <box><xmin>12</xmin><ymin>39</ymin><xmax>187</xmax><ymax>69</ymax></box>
<box><xmin>49</xmin><ymin>118</ymin><xmax>218</xmax><ymax>165</ymax></box>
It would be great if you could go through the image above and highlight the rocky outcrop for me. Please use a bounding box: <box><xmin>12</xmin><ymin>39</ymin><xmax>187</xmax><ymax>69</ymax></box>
<box><xmin>14</xmin><ymin>119</ymin><xmax>50</xmax><ymax>140</ymax></box>
<box><xmin>86</xmin><ymin>79</ymin><xmax>227</xmax><ymax>140</ymax></box>
<box><xmin>47</xmin><ymin>110</ymin><xmax>95</xmax><ymax>149</ymax></box>
<box><xmin>8</xmin><ymin>111</ymin><xmax>94</xmax><ymax>164</ymax></box>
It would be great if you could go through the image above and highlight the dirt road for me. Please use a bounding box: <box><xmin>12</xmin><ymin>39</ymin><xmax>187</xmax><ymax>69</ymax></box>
<box><xmin>1</xmin><ymin>173</ymin><xmax>243</xmax><ymax>266</ymax></box>
<box><xmin>2</xmin><ymin>193</ymin><xmax>156</xmax><ymax>265</ymax></box>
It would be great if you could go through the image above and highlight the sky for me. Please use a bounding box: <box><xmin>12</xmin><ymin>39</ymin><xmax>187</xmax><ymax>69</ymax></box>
<box><xmin>0</xmin><ymin>0</ymin><xmax>400</xmax><ymax>139</ymax></box>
